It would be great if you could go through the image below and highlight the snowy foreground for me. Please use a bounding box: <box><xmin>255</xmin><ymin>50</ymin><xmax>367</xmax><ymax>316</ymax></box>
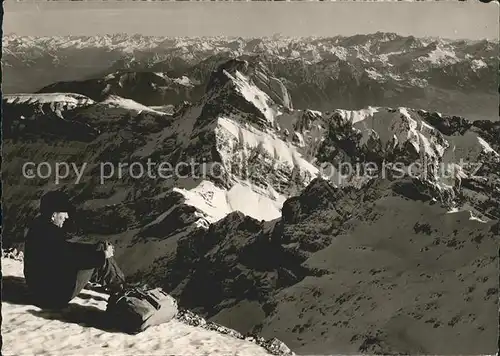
<box><xmin>1</xmin><ymin>257</ymin><xmax>276</xmax><ymax>356</ymax></box>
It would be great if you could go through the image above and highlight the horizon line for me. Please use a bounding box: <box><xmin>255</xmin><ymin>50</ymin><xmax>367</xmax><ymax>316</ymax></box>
<box><xmin>3</xmin><ymin>31</ymin><xmax>497</xmax><ymax>43</ymax></box>
<box><xmin>4</xmin><ymin>1</ymin><xmax>498</xmax><ymax>40</ymax></box>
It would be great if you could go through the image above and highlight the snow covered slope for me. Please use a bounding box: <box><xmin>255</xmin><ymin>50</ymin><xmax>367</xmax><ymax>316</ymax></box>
<box><xmin>2</xmin><ymin>93</ymin><xmax>95</xmax><ymax>119</ymax></box>
<box><xmin>3</xmin><ymin>93</ymin><xmax>95</xmax><ymax>108</ymax></box>
<box><xmin>1</xmin><ymin>257</ymin><xmax>288</xmax><ymax>356</ymax></box>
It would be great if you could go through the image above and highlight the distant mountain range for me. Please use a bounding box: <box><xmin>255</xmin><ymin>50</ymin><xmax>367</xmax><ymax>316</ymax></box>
<box><xmin>3</xmin><ymin>32</ymin><xmax>498</xmax><ymax>120</ymax></box>
<box><xmin>2</xmin><ymin>32</ymin><xmax>499</xmax><ymax>354</ymax></box>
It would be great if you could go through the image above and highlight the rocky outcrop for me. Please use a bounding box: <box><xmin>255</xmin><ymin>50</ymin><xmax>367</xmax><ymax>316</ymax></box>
<box><xmin>163</xmin><ymin>177</ymin><xmax>499</xmax><ymax>354</ymax></box>
<box><xmin>176</xmin><ymin>309</ymin><xmax>293</xmax><ymax>356</ymax></box>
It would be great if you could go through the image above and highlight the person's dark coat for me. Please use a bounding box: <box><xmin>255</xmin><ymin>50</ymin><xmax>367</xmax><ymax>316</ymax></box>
<box><xmin>23</xmin><ymin>216</ymin><xmax>106</xmax><ymax>309</ymax></box>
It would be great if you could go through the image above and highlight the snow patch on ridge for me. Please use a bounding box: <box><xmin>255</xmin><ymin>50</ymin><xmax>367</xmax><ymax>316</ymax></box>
<box><xmin>101</xmin><ymin>96</ymin><xmax>168</xmax><ymax>115</ymax></box>
<box><xmin>3</xmin><ymin>93</ymin><xmax>95</xmax><ymax>108</ymax></box>
<box><xmin>154</xmin><ymin>72</ymin><xmax>168</xmax><ymax>80</ymax></box>
<box><xmin>334</xmin><ymin>107</ymin><xmax>380</xmax><ymax>124</ymax></box>
<box><xmin>223</xmin><ymin>70</ymin><xmax>277</xmax><ymax>125</ymax></box>
<box><xmin>346</xmin><ymin>107</ymin><xmax>447</xmax><ymax>161</ymax></box>
<box><xmin>446</xmin><ymin>208</ymin><xmax>489</xmax><ymax>223</ymax></box>
<box><xmin>173</xmin><ymin>76</ymin><xmax>194</xmax><ymax>87</ymax></box>
<box><xmin>365</xmin><ymin>68</ymin><xmax>384</xmax><ymax>80</ymax></box>
<box><xmin>471</xmin><ymin>59</ymin><xmax>487</xmax><ymax>71</ymax></box>
<box><xmin>217</xmin><ymin>117</ymin><xmax>319</xmax><ymax>178</ymax></box>
<box><xmin>422</xmin><ymin>47</ymin><xmax>459</xmax><ymax>65</ymax></box>
<box><xmin>477</xmin><ymin>136</ymin><xmax>499</xmax><ymax>156</ymax></box>
<box><xmin>378</xmin><ymin>51</ymin><xmax>403</xmax><ymax>63</ymax></box>
<box><xmin>307</xmin><ymin>110</ymin><xmax>323</xmax><ymax>117</ymax></box>
<box><xmin>173</xmin><ymin>180</ymin><xmax>285</xmax><ymax>222</ymax></box>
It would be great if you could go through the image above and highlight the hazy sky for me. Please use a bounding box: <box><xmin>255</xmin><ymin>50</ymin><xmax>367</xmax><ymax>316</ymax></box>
<box><xmin>4</xmin><ymin>1</ymin><xmax>499</xmax><ymax>40</ymax></box>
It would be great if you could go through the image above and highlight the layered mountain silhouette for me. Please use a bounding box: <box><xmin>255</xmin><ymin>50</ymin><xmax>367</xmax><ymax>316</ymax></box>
<box><xmin>3</xmin><ymin>33</ymin><xmax>498</xmax><ymax>120</ymax></box>
<box><xmin>2</xmin><ymin>33</ymin><xmax>499</xmax><ymax>354</ymax></box>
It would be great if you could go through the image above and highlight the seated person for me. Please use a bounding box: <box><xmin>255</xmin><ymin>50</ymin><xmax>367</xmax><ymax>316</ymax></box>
<box><xmin>23</xmin><ymin>191</ymin><xmax>126</xmax><ymax>309</ymax></box>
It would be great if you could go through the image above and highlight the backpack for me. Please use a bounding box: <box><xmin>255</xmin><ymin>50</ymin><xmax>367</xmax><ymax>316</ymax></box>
<box><xmin>105</xmin><ymin>287</ymin><xmax>178</xmax><ymax>334</ymax></box>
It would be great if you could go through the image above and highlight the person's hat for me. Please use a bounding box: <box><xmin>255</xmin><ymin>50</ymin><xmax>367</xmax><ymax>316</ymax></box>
<box><xmin>39</xmin><ymin>191</ymin><xmax>74</xmax><ymax>216</ymax></box>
